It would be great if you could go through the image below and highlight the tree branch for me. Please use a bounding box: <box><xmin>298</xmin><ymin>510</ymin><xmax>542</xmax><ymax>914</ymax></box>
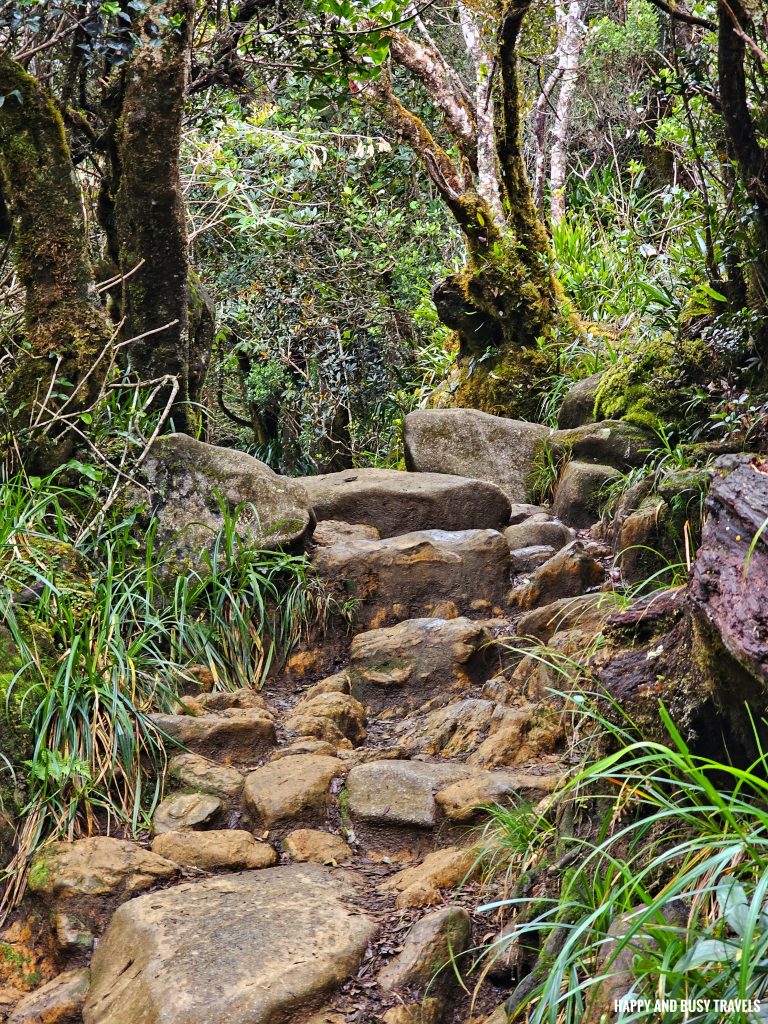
<box><xmin>644</xmin><ymin>0</ymin><xmax>716</xmax><ymax>31</ymax></box>
<box><xmin>386</xmin><ymin>27</ymin><xmax>478</xmax><ymax>169</ymax></box>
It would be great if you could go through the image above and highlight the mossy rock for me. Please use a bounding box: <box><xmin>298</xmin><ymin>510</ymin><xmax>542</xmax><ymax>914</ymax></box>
<box><xmin>593</xmin><ymin>334</ymin><xmax>712</xmax><ymax>431</ymax></box>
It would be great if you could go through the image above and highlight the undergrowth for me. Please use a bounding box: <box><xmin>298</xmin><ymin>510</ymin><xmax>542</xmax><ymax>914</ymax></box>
<box><xmin>0</xmin><ymin>464</ymin><xmax>331</xmax><ymax>912</ymax></box>
<box><xmin>474</xmin><ymin>695</ymin><xmax>768</xmax><ymax>1023</ymax></box>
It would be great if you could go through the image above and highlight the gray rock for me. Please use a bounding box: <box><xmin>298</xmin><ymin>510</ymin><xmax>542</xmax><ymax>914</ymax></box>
<box><xmin>345</xmin><ymin>760</ymin><xmax>475</xmax><ymax>828</ymax></box>
<box><xmin>297</xmin><ymin>467</ymin><xmax>511</xmax><ymax>537</ymax></box>
<box><xmin>556</xmin><ymin>373</ymin><xmax>603</xmax><ymax>429</ymax></box>
<box><xmin>403</xmin><ymin>409</ymin><xmax>550</xmax><ymax>501</ymax></box>
<box><xmin>549</xmin><ymin>421</ymin><xmax>651</xmax><ymax>470</ymax></box>
<box><xmin>152</xmin><ymin>792</ymin><xmax>222</xmax><ymax>835</ymax></box>
<box><xmin>504</xmin><ymin>520</ymin><xmax>575</xmax><ymax>552</ymax></box>
<box><xmin>132</xmin><ymin>434</ymin><xmax>313</xmax><ymax>573</ymax></box>
<box><xmin>313</xmin><ymin>528</ymin><xmax>510</xmax><ymax>628</ymax></box>
<box><xmin>83</xmin><ymin>866</ymin><xmax>376</xmax><ymax>1024</ymax></box>
<box><xmin>348</xmin><ymin>617</ymin><xmax>493</xmax><ymax>713</ymax></box>
<box><xmin>552</xmin><ymin>461</ymin><xmax>620</xmax><ymax>528</ymax></box>
<box><xmin>508</xmin><ymin>503</ymin><xmax>548</xmax><ymax>524</ymax></box>
<box><xmin>509</xmin><ymin>545</ymin><xmax>556</xmax><ymax>573</ymax></box>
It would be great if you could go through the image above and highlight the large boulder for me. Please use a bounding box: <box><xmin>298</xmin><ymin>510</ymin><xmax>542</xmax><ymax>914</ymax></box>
<box><xmin>403</xmin><ymin>409</ymin><xmax>549</xmax><ymax>502</ymax></box>
<box><xmin>132</xmin><ymin>434</ymin><xmax>313</xmax><ymax>573</ymax></box>
<box><xmin>83</xmin><ymin>866</ymin><xmax>376</xmax><ymax>1024</ymax></box>
<box><xmin>28</xmin><ymin>837</ymin><xmax>178</xmax><ymax>946</ymax></box>
<box><xmin>549</xmin><ymin>421</ymin><xmax>650</xmax><ymax>470</ymax></box>
<box><xmin>348</xmin><ymin>617</ymin><xmax>494</xmax><ymax>713</ymax></box>
<box><xmin>313</xmin><ymin>529</ymin><xmax>511</xmax><ymax>629</ymax></box>
<box><xmin>297</xmin><ymin>468</ymin><xmax>511</xmax><ymax>537</ymax></box>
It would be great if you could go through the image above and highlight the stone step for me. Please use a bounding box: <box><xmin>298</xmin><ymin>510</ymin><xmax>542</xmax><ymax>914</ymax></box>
<box><xmin>313</xmin><ymin>527</ymin><xmax>511</xmax><ymax>628</ymax></box>
<box><xmin>82</xmin><ymin>866</ymin><xmax>376</xmax><ymax>1024</ymax></box>
<box><xmin>347</xmin><ymin>616</ymin><xmax>495</xmax><ymax>714</ymax></box>
<box><xmin>297</xmin><ymin>467</ymin><xmax>511</xmax><ymax>537</ymax></box>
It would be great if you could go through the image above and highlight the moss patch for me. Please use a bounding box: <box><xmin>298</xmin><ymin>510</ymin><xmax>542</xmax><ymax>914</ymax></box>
<box><xmin>439</xmin><ymin>342</ymin><xmax>553</xmax><ymax>420</ymax></box>
<box><xmin>593</xmin><ymin>334</ymin><xmax>712</xmax><ymax>431</ymax></box>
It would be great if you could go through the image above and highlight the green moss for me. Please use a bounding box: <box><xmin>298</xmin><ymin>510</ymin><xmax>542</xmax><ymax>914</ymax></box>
<box><xmin>593</xmin><ymin>334</ymin><xmax>712</xmax><ymax>430</ymax></box>
<box><xmin>26</xmin><ymin>856</ymin><xmax>48</xmax><ymax>892</ymax></box>
<box><xmin>442</xmin><ymin>342</ymin><xmax>553</xmax><ymax>419</ymax></box>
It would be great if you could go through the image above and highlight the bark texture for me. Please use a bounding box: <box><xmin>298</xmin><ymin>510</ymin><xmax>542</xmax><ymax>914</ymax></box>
<box><xmin>0</xmin><ymin>58</ymin><xmax>112</xmax><ymax>469</ymax></box>
<box><xmin>107</xmin><ymin>0</ymin><xmax>209</xmax><ymax>432</ymax></box>
<box><xmin>717</xmin><ymin>0</ymin><xmax>768</xmax><ymax>354</ymax></box>
<box><xmin>368</xmin><ymin>0</ymin><xmax>564</xmax><ymax>416</ymax></box>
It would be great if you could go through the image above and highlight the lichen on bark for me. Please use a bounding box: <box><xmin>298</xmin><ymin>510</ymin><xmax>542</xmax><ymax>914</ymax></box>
<box><xmin>0</xmin><ymin>58</ymin><xmax>113</xmax><ymax>470</ymax></box>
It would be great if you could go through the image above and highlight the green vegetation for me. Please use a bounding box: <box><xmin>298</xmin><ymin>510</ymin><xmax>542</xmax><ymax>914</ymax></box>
<box><xmin>0</xmin><ymin>456</ymin><xmax>331</xmax><ymax>902</ymax></box>
<box><xmin>475</xmin><ymin>698</ymin><xmax>768</xmax><ymax>1023</ymax></box>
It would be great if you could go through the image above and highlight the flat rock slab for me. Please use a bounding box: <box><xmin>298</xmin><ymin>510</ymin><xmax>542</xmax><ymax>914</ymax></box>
<box><xmin>83</xmin><ymin>866</ymin><xmax>376</xmax><ymax>1024</ymax></box>
<box><xmin>297</xmin><ymin>468</ymin><xmax>511</xmax><ymax>537</ymax></box>
<box><xmin>243</xmin><ymin>754</ymin><xmax>346</xmax><ymax>827</ymax></box>
<box><xmin>151</xmin><ymin>708</ymin><xmax>276</xmax><ymax>765</ymax></box>
<box><xmin>315</xmin><ymin>529</ymin><xmax>510</xmax><ymax>629</ymax></box>
<box><xmin>348</xmin><ymin>617</ymin><xmax>493</xmax><ymax>713</ymax></box>
<box><xmin>403</xmin><ymin>409</ymin><xmax>549</xmax><ymax>502</ymax></box>
<box><xmin>345</xmin><ymin>760</ymin><xmax>475</xmax><ymax>828</ymax></box>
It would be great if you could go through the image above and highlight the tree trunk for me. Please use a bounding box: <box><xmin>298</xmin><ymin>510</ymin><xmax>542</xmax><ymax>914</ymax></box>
<box><xmin>105</xmin><ymin>0</ymin><xmax>211</xmax><ymax>433</ymax></box>
<box><xmin>436</xmin><ymin>0</ymin><xmax>563</xmax><ymax>416</ymax></box>
<box><xmin>549</xmin><ymin>0</ymin><xmax>586</xmax><ymax>223</ymax></box>
<box><xmin>717</xmin><ymin>0</ymin><xmax>768</xmax><ymax>358</ymax></box>
<box><xmin>0</xmin><ymin>58</ymin><xmax>113</xmax><ymax>471</ymax></box>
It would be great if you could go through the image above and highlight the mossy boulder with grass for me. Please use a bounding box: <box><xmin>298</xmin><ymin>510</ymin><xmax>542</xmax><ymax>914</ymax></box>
<box><xmin>0</xmin><ymin>626</ymin><xmax>34</xmax><ymax>867</ymax></box>
<box><xmin>131</xmin><ymin>433</ymin><xmax>314</xmax><ymax>575</ymax></box>
<box><xmin>593</xmin><ymin>334</ymin><xmax>712</xmax><ymax>432</ymax></box>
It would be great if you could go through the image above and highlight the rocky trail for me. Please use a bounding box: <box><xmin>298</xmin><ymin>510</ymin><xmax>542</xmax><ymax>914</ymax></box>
<box><xmin>4</xmin><ymin>404</ymin><xmax>767</xmax><ymax>1024</ymax></box>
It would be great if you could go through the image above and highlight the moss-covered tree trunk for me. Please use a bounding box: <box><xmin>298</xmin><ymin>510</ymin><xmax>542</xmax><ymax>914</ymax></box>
<box><xmin>102</xmin><ymin>0</ymin><xmax>211</xmax><ymax>434</ymax></box>
<box><xmin>373</xmin><ymin>0</ymin><xmax>563</xmax><ymax>418</ymax></box>
<box><xmin>717</xmin><ymin>0</ymin><xmax>768</xmax><ymax>362</ymax></box>
<box><xmin>0</xmin><ymin>59</ymin><xmax>113</xmax><ymax>471</ymax></box>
